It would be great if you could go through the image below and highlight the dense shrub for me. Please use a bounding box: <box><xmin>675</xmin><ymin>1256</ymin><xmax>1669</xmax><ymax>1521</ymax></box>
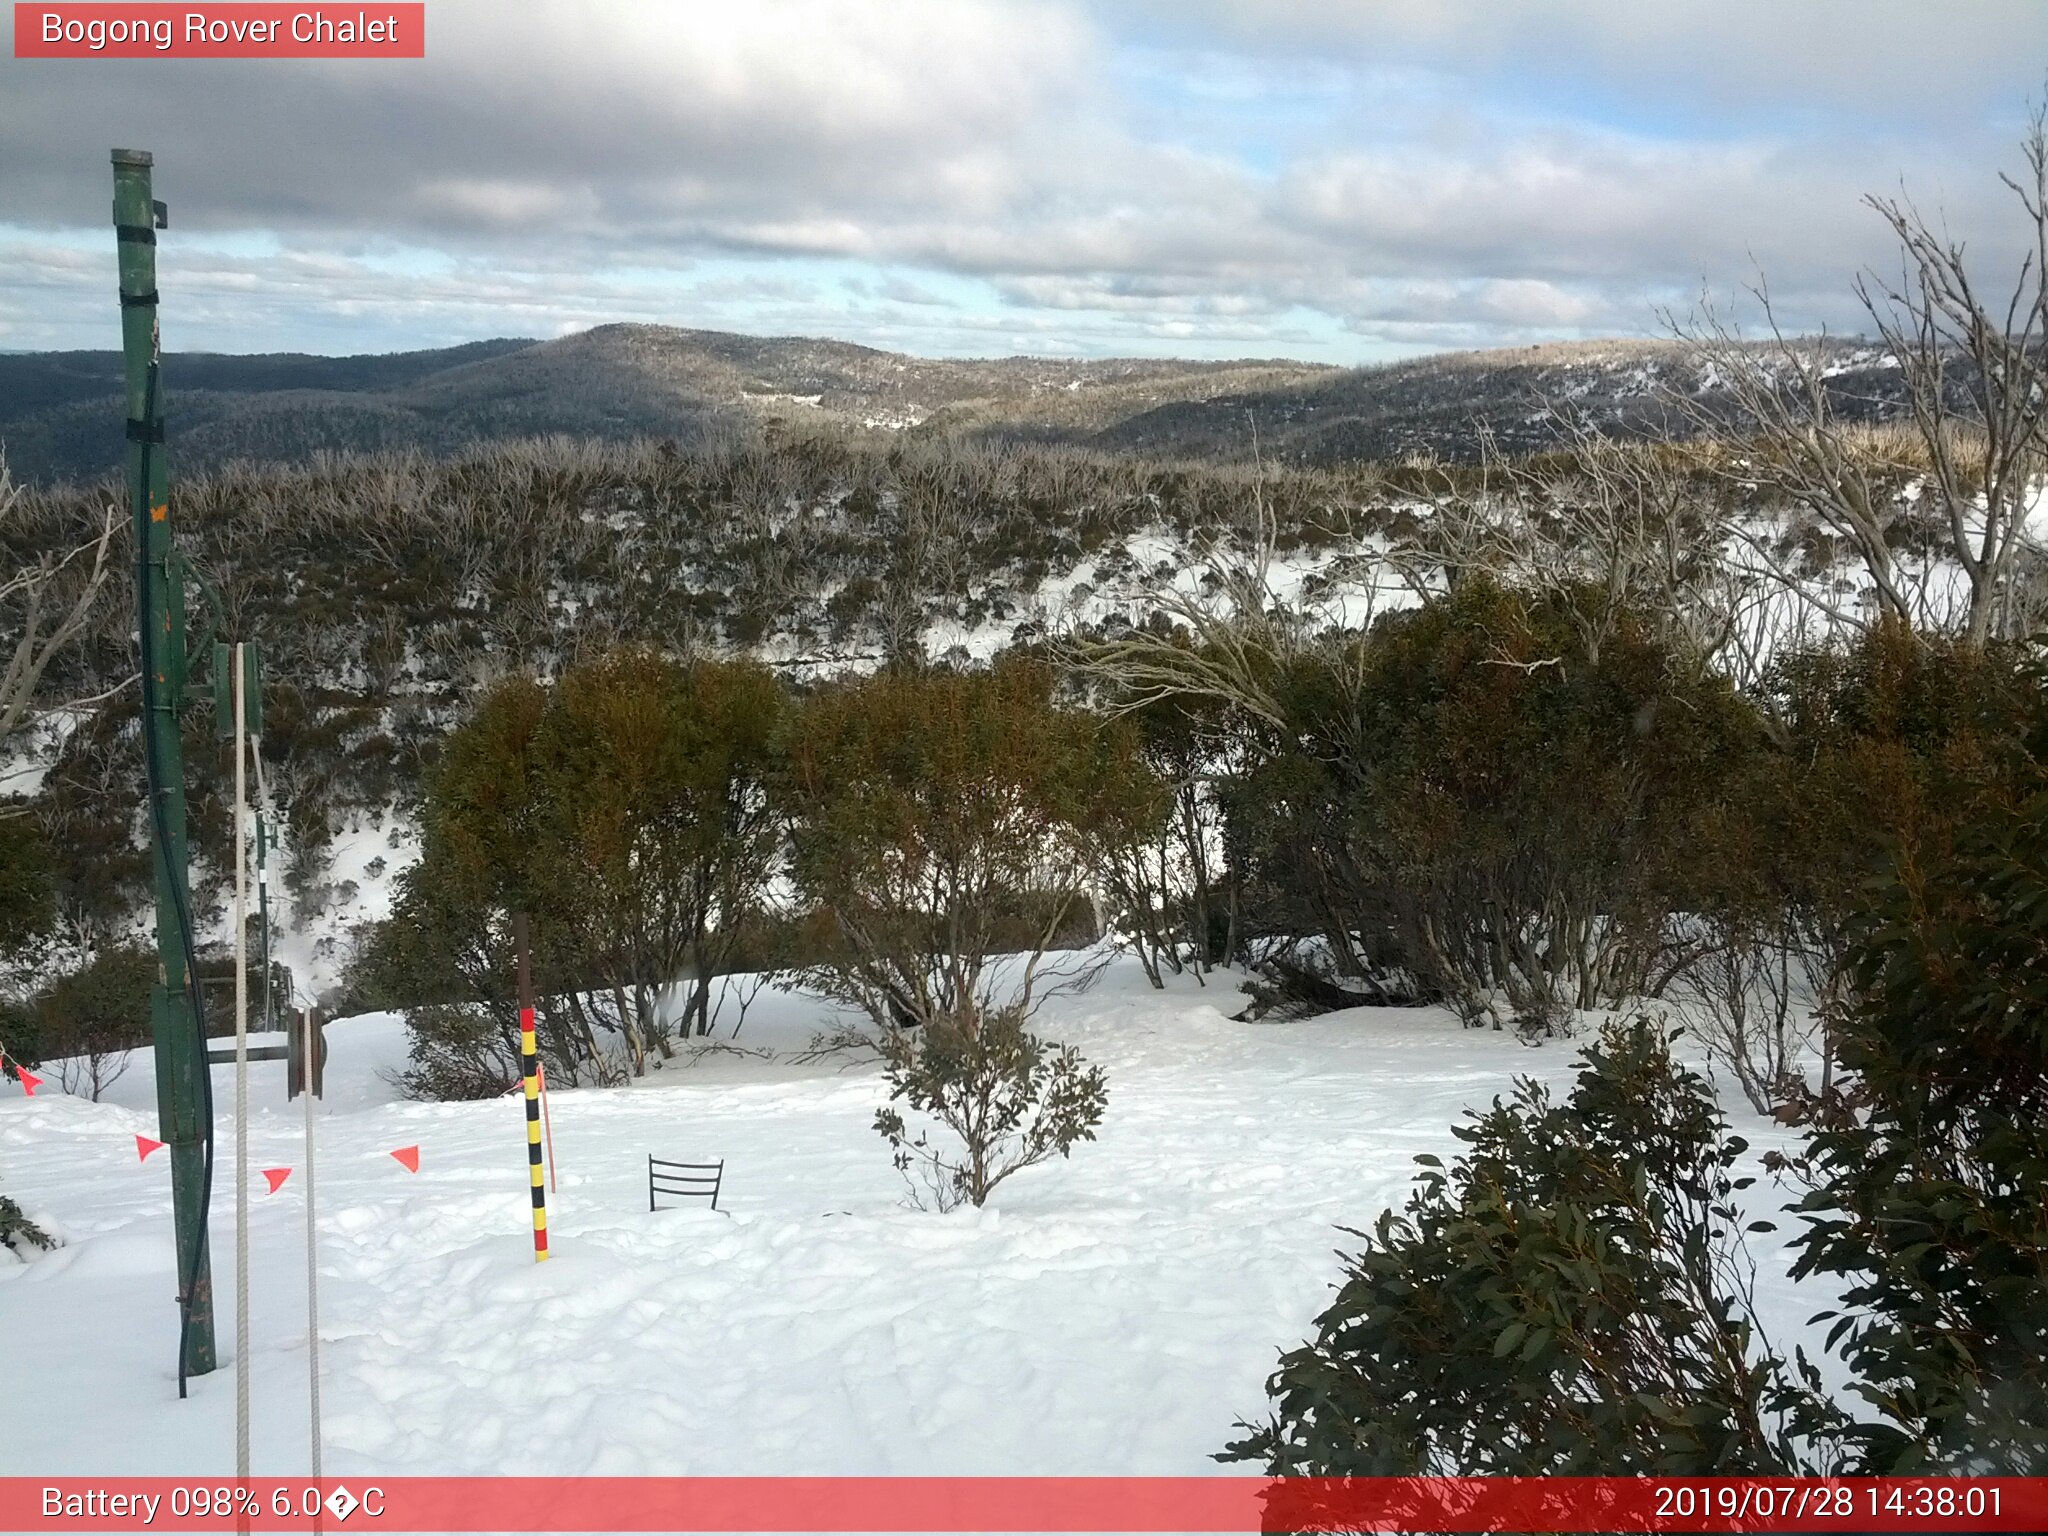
<box><xmin>1670</xmin><ymin>622</ymin><xmax>2048</xmax><ymax>1111</ymax></box>
<box><xmin>365</xmin><ymin>652</ymin><xmax>787</xmax><ymax>1097</ymax></box>
<box><xmin>526</xmin><ymin>649</ymin><xmax>784</xmax><ymax>1051</ymax></box>
<box><xmin>1786</xmin><ymin>753</ymin><xmax>2048</xmax><ymax>1472</ymax></box>
<box><xmin>780</xmin><ymin>660</ymin><xmax>1152</xmax><ymax>1203</ymax></box>
<box><xmin>25</xmin><ymin>946</ymin><xmax>152</xmax><ymax>1100</ymax></box>
<box><xmin>1225</xmin><ymin>579</ymin><xmax>1760</xmax><ymax>1025</ymax></box>
<box><xmin>1750</xmin><ymin>621</ymin><xmax>2045</xmax><ymax>918</ymax></box>
<box><xmin>0</xmin><ymin>996</ymin><xmax>36</xmax><ymax>1079</ymax></box>
<box><xmin>779</xmin><ymin>658</ymin><xmax>1160</xmax><ymax>1033</ymax></box>
<box><xmin>1225</xmin><ymin>633</ymin><xmax>2048</xmax><ymax>1479</ymax></box>
<box><xmin>0</xmin><ymin>811</ymin><xmax>53</xmax><ymax>959</ymax></box>
<box><xmin>1224</xmin><ymin>1015</ymin><xmax>1839</xmax><ymax>1476</ymax></box>
<box><xmin>362</xmin><ymin>675</ymin><xmax>582</xmax><ymax>1098</ymax></box>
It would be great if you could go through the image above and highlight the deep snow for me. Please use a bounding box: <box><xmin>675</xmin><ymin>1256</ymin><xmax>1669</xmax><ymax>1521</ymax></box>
<box><xmin>0</xmin><ymin>959</ymin><xmax>1828</xmax><ymax>1478</ymax></box>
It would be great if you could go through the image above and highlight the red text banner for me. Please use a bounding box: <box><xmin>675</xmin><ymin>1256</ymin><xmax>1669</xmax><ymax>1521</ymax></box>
<box><xmin>13</xmin><ymin>5</ymin><xmax>425</xmax><ymax>58</ymax></box>
<box><xmin>1</xmin><ymin>1477</ymin><xmax>2043</xmax><ymax>1533</ymax></box>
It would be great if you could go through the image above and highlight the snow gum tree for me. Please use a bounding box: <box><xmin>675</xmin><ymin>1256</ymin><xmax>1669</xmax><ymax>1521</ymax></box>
<box><xmin>1</xmin><ymin>451</ymin><xmax>118</xmax><ymax>748</ymax></box>
<box><xmin>1672</xmin><ymin>106</ymin><xmax>2048</xmax><ymax>645</ymax></box>
<box><xmin>528</xmin><ymin>648</ymin><xmax>784</xmax><ymax>1059</ymax></box>
<box><xmin>778</xmin><ymin>658</ymin><xmax>1153</xmax><ymax>1205</ymax></box>
<box><xmin>1221</xmin><ymin>578</ymin><xmax>1756</xmax><ymax>1025</ymax></box>
<box><xmin>370</xmin><ymin>650</ymin><xmax>786</xmax><ymax>1096</ymax></box>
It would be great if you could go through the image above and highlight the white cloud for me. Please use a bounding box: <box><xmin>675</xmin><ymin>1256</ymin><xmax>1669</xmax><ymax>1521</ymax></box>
<box><xmin>1</xmin><ymin>0</ymin><xmax>2041</xmax><ymax>359</ymax></box>
<box><xmin>1118</xmin><ymin>1</ymin><xmax>2048</xmax><ymax>122</ymax></box>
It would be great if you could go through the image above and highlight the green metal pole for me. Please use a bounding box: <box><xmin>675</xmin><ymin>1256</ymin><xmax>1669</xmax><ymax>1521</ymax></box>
<box><xmin>113</xmin><ymin>147</ymin><xmax>215</xmax><ymax>1380</ymax></box>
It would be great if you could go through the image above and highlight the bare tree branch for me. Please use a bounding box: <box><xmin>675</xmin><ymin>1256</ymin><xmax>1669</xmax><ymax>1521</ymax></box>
<box><xmin>0</xmin><ymin>452</ymin><xmax>120</xmax><ymax>750</ymax></box>
<box><xmin>1668</xmin><ymin>105</ymin><xmax>2048</xmax><ymax>644</ymax></box>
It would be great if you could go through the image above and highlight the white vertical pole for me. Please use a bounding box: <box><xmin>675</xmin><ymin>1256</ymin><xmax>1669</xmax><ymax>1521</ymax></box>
<box><xmin>303</xmin><ymin>1004</ymin><xmax>322</xmax><ymax>1477</ymax></box>
<box><xmin>233</xmin><ymin>641</ymin><xmax>251</xmax><ymax>1480</ymax></box>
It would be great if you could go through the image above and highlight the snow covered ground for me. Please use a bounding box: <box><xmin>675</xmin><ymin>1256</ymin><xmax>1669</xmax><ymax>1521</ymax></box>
<box><xmin>0</xmin><ymin>959</ymin><xmax>1827</xmax><ymax>1479</ymax></box>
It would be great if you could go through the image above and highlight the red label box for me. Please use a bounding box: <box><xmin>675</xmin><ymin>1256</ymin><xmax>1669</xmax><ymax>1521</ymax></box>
<box><xmin>13</xmin><ymin>4</ymin><xmax>425</xmax><ymax>58</ymax></box>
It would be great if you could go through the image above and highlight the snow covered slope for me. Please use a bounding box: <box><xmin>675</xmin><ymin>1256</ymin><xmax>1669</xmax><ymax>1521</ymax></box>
<box><xmin>0</xmin><ymin>960</ymin><xmax>1826</xmax><ymax>1477</ymax></box>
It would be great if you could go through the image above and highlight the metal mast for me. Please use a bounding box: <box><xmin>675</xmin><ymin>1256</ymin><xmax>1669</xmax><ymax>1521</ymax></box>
<box><xmin>113</xmin><ymin>147</ymin><xmax>217</xmax><ymax>1384</ymax></box>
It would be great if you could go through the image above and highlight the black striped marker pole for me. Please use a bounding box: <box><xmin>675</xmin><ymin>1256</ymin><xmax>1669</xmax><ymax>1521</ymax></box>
<box><xmin>514</xmin><ymin>914</ymin><xmax>548</xmax><ymax>1262</ymax></box>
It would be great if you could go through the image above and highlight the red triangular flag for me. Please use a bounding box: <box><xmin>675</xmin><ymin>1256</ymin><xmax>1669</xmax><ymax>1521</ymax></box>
<box><xmin>136</xmin><ymin>1134</ymin><xmax>165</xmax><ymax>1162</ymax></box>
<box><xmin>390</xmin><ymin>1145</ymin><xmax>420</xmax><ymax>1173</ymax></box>
<box><xmin>15</xmin><ymin>1067</ymin><xmax>40</xmax><ymax>1096</ymax></box>
<box><xmin>261</xmin><ymin>1167</ymin><xmax>292</xmax><ymax>1194</ymax></box>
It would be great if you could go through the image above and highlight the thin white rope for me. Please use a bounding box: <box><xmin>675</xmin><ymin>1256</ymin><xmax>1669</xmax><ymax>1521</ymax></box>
<box><xmin>247</xmin><ymin>719</ymin><xmax>320</xmax><ymax>1472</ymax></box>
<box><xmin>248</xmin><ymin>740</ymin><xmax>307</xmax><ymax>1010</ymax></box>
<box><xmin>232</xmin><ymin>642</ymin><xmax>251</xmax><ymax>1481</ymax></box>
<box><xmin>303</xmin><ymin>1005</ymin><xmax>322</xmax><ymax>1477</ymax></box>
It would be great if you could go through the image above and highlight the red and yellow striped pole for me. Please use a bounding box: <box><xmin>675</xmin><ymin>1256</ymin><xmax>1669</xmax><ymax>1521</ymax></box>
<box><xmin>514</xmin><ymin>914</ymin><xmax>548</xmax><ymax>1262</ymax></box>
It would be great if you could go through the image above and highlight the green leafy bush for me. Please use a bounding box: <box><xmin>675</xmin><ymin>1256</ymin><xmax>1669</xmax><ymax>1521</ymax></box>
<box><xmin>1669</xmin><ymin>621</ymin><xmax>2048</xmax><ymax>1115</ymax></box>
<box><xmin>1224</xmin><ymin>579</ymin><xmax>1759</xmax><ymax>1023</ymax></box>
<box><xmin>365</xmin><ymin>651</ymin><xmax>787</xmax><ymax>1096</ymax></box>
<box><xmin>1787</xmin><ymin>764</ymin><xmax>2048</xmax><ymax>1472</ymax></box>
<box><xmin>1224</xmin><ymin>1016</ymin><xmax>1839</xmax><ymax>1475</ymax></box>
<box><xmin>0</xmin><ymin>811</ymin><xmax>54</xmax><ymax>959</ymax></box>
<box><xmin>873</xmin><ymin>1004</ymin><xmax>1108</xmax><ymax>1210</ymax></box>
<box><xmin>779</xmin><ymin>657</ymin><xmax>1159</xmax><ymax>1033</ymax></box>
<box><xmin>0</xmin><ymin>1194</ymin><xmax>52</xmax><ymax>1259</ymax></box>
<box><xmin>780</xmin><ymin>660</ymin><xmax>1147</xmax><ymax>1205</ymax></box>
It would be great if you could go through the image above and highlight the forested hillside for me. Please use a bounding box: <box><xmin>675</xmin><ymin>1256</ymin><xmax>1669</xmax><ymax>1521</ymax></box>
<box><xmin>0</xmin><ymin>390</ymin><xmax>2000</xmax><ymax>1001</ymax></box>
<box><xmin>0</xmin><ymin>326</ymin><xmax>1325</xmax><ymax>485</ymax></box>
<box><xmin>0</xmin><ymin>325</ymin><xmax>1924</xmax><ymax>486</ymax></box>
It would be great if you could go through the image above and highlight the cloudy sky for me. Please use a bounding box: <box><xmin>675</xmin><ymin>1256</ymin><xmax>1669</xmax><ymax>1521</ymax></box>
<box><xmin>3</xmin><ymin>1</ymin><xmax>2045</xmax><ymax>362</ymax></box>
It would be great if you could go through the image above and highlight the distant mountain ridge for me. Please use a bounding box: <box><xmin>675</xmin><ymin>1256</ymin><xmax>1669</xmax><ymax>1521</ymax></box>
<box><xmin>0</xmin><ymin>324</ymin><xmax>1912</xmax><ymax>484</ymax></box>
<box><xmin>1090</xmin><ymin>337</ymin><xmax>1918</xmax><ymax>465</ymax></box>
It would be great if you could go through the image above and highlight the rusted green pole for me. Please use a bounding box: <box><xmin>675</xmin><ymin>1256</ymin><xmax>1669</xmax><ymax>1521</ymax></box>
<box><xmin>113</xmin><ymin>147</ymin><xmax>216</xmax><ymax>1382</ymax></box>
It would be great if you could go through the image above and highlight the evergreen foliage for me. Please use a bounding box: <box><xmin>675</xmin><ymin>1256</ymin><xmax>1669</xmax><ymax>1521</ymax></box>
<box><xmin>873</xmin><ymin>1004</ymin><xmax>1108</xmax><ymax>1210</ymax></box>
<box><xmin>778</xmin><ymin>657</ymin><xmax>1160</xmax><ymax>1033</ymax></box>
<box><xmin>369</xmin><ymin>651</ymin><xmax>786</xmax><ymax>1094</ymax></box>
<box><xmin>1664</xmin><ymin>621</ymin><xmax>2048</xmax><ymax>1112</ymax></box>
<box><xmin>0</xmin><ymin>1194</ymin><xmax>52</xmax><ymax>1259</ymax></box>
<box><xmin>0</xmin><ymin>812</ymin><xmax>54</xmax><ymax>959</ymax></box>
<box><xmin>1224</xmin><ymin>579</ymin><xmax>1758</xmax><ymax>1023</ymax></box>
<box><xmin>779</xmin><ymin>659</ymin><xmax>1151</xmax><ymax>1202</ymax></box>
<box><xmin>1787</xmin><ymin>747</ymin><xmax>2048</xmax><ymax>1471</ymax></box>
<box><xmin>1223</xmin><ymin>1016</ymin><xmax>1841</xmax><ymax>1476</ymax></box>
<box><xmin>0</xmin><ymin>996</ymin><xmax>36</xmax><ymax>1080</ymax></box>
